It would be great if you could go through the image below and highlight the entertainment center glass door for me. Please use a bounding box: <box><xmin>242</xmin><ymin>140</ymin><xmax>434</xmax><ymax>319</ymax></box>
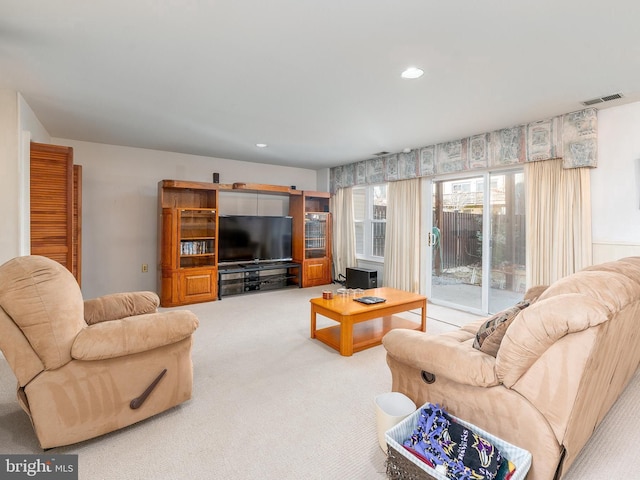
<box><xmin>179</xmin><ymin>209</ymin><xmax>216</xmax><ymax>268</ymax></box>
<box><xmin>305</xmin><ymin>212</ymin><xmax>329</xmax><ymax>259</ymax></box>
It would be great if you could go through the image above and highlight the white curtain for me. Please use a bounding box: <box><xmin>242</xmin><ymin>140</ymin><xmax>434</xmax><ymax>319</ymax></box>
<box><xmin>525</xmin><ymin>158</ymin><xmax>592</xmax><ymax>287</ymax></box>
<box><xmin>330</xmin><ymin>187</ymin><xmax>357</xmax><ymax>281</ymax></box>
<box><xmin>383</xmin><ymin>178</ymin><xmax>421</xmax><ymax>292</ymax></box>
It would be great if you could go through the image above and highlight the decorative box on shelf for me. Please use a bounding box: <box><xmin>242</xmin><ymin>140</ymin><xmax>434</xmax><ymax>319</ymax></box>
<box><xmin>385</xmin><ymin>403</ymin><xmax>532</xmax><ymax>480</ymax></box>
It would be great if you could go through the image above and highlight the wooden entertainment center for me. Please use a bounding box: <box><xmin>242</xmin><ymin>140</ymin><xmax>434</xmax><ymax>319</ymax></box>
<box><xmin>157</xmin><ymin>180</ymin><xmax>332</xmax><ymax>307</ymax></box>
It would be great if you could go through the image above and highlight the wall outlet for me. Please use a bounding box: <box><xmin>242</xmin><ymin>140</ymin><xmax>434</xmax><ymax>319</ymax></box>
<box><xmin>141</xmin><ymin>264</ymin><xmax>148</xmax><ymax>273</ymax></box>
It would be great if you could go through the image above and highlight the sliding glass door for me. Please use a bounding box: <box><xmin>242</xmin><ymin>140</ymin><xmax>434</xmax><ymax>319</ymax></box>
<box><xmin>488</xmin><ymin>171</ymin><xmax>526</xmax><ymax>312</ymax></box>
<box><xmin>429</xmin><ymin>176</ymin><xmax>484</xmax><ymax>311</ymax></box>
<box><xmin>424</xmin><ymin>170</ymin><xmax>525</xmax><ymax>314</ymax></box>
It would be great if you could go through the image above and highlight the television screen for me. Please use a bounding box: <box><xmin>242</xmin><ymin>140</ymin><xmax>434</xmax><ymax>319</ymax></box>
<box><xmin>218</xmin><ymin>215</ymin><xmax>293</xmax><ymax>264</ymax></box>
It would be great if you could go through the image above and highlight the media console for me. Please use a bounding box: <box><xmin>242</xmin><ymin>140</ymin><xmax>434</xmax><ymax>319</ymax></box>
<box><xmin>217</xmin><ymin>262</ymin><xmax>302</xmax><ymax>299</ymax></box>
<box><xmin>158</xmin><ymin>180</ymin><xmax>332</xmax><ymax>307</ymax></box>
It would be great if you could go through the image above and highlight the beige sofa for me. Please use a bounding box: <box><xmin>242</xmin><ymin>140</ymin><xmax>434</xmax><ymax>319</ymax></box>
<box><xmin>0</xmin><ymin>255</ymin><xmax>199</xmax><ymax>449</ymax></box>
<box><xmin>383</xmin><ymin>257</ymin><xmax>640</xmax><ymax>480</ymax></box>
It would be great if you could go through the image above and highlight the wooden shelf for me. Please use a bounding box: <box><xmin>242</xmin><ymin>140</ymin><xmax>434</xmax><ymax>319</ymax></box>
<box><xmin>289</xmin><ymin>193</ymin><xmax>332</xmax><ymax>287</ymax></box>
<box><xmin>160</xmin><ymin>179</ymin><xmax>219</xmax><ymax>191</ymax></box>
<box><xmin>314</xmin><ymin>316</ymin><xmax>422</xmax><ymax>354</ymax></box>
<box><xmin>217</xmin><ymin>182</ymin><xmax>302</xmax><ymax>195</ymax></box>
<box><xmin>159</xmin><ymin>179</ymin><xmax>301</xmax><ymax>196</ymax></box>
<box><xmin>158</xmin><ymin>184</ymin><xmax>219</xmax><ymax>307</ymax></box>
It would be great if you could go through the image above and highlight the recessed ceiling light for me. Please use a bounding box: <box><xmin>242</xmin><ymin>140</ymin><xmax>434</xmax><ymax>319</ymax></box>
<box><xmin>401</xmin><ymin>67</ymin><xmax>424</xmax><ymax>79</ymax></box>
<box><xmin>256</xmin><ymin>143</ymin><xmax>268</xmax><ymax>148</ymax></box>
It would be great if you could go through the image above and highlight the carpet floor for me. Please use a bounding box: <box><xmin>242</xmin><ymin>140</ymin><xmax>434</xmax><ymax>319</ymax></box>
<box><xmin>0</xmin><ymin>285</ymin><xmax>638</xmax><ymax>479</ymax></box>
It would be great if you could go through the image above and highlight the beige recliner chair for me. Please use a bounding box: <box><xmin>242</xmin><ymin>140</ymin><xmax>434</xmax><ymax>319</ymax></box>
<box><xmin>0</xmin><ymin>255</ymin><xmax>199</xmax><ymax>449</ymax></box>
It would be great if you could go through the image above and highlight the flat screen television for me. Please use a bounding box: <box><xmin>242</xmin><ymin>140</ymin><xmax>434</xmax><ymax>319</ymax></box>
<box><xmin>218</xmin><ymin>215</ymin><xmax>293</xmax><ymax>264</ymax></box>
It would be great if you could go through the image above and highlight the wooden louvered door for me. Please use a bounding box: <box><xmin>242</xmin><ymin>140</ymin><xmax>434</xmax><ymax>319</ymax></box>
<box><xmin>72</xmin><ymin>164</ymin><xmax>82</xmax><ymax>285</ymax></box>
<box><xmin>30</xmin><ymin>142</ymin><xmax>81</xmax><ymax>284</ymax></box>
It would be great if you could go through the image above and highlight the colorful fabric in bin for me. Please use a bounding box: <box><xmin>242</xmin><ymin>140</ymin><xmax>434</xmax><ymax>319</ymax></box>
<box><xmin>402</xmin><ymin>404</ymin><xmax>516</xmax><ymax>480</ymax></box>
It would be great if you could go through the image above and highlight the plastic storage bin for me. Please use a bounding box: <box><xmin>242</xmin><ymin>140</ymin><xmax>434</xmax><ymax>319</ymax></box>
<box><xmin>385</xmin><ymin>403</ymin><xmax>532</xmax><ymax>480</ymax></box>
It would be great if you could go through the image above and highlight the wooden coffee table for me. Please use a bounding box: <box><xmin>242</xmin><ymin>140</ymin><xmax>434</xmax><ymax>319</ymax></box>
<box><xmin>310</xmin><ymin>287</ymin><xmax>426</xmax><ymax>356</ymax></box>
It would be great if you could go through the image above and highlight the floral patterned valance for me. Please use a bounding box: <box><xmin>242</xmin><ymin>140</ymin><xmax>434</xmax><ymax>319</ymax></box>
<box><xmin>330</xmin><ymin>107</ymin><xmax>597</xmax><ymax>193</ymax></box>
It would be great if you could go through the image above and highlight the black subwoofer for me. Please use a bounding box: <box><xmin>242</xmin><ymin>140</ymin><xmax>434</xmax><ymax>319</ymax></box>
<box><xmin>346</xmin><ymin>267</ymin><xmax>377</xmax><ymax>289</ymax></box>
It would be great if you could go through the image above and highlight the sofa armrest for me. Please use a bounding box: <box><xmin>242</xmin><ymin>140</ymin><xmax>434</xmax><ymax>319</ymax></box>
<box><xmin>382</xmin><ymin>329</ymin><xmax>499</xmax><ymax>387</ymax></box>
<box><xmin>84</xmin><ymin>291</ymin><xmax>160</xmax><ymax>325</ymax></box>
<box><xmin>71</xmin><ymin>310</ymin><xmax>199</xmax><ymax>361</ymax></box>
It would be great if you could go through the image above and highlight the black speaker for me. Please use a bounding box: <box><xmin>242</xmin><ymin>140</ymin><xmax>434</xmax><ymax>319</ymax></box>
<box><xmin>346</xmin><ymin>267</ymin><xmax>377</xmax><ymax>289</ymax></box>
<box><xmin>213</xmin><ymin>172</ymin><xmax>220</xmax><ymax>183</ymax></box>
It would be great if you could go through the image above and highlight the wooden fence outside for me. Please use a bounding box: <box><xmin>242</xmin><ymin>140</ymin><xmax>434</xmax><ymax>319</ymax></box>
<box><xmin>435</xmin><ymin>212</ymin><xmax>525</xmax><ymax>270</ymax></box>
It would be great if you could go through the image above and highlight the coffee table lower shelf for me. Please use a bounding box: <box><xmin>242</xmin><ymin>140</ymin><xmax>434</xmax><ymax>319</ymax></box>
<box><xmin>314</xmin><ymin>316</ymin><xmax>422</xmax><ymax>354</ymax></box>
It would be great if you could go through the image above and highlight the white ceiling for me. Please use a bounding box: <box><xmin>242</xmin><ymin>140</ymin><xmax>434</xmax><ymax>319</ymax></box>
<box><xmin>2</xmin><ymin>1</ymin><xmax>640</xmax><ymax>170</ymax></box>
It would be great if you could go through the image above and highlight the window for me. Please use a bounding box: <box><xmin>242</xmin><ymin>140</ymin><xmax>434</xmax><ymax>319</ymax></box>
<box><xmin>353</xmin><ymin>184</ymin><xmax>387</xmax><ymax>259</ymax></box>
<box><xmin>452</xmin><ymin>181</ymin><xmax>471</xmax><ymax>193</ymax></box>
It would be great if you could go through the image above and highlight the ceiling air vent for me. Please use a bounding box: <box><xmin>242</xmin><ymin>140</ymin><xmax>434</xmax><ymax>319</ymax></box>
<box><xmin>601</xmin><ymin>93</ymin><xmax>624</xmax><ymax>102</ymax></box>
<box><xmin>581</xmin><ymin>92</ymin><xmax>623</xmax><ymax>106</ymax></box>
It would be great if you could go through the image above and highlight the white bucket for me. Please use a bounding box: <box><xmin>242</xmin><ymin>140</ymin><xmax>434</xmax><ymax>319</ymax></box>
<box><xmin>374</xmin><ymin>392</ymin><xmax>417</xmax><ymax>452</ymax></box>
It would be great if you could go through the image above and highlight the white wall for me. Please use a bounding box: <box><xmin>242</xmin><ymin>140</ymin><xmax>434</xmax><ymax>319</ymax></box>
<box><xmin>18</xmin><ymin>94</ymin><xmax>50</xmax><ymax>143</ymax></box>
<box><xmin>0</xmin><ymin>90</ymin><xmax>21</xmax><ymax>264</ymax></box>
<box><xmin>316</xmin><ymin>168</ymin><xmax>331</xmax><ymax>192</ymax></box>
<box><xmin>591</xmin><ymin>102</ymin><xmax>640</xmax><ymax>262</ymax></box>
<box><xmin>51</xmin><ymin>139</ymin><xmax>319</xmax><ymax>299</ymax></box>
<box><xmin>17</xmin><ymin>93</ymin><xmax>51</xmax><ymax>256</ymax></box>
